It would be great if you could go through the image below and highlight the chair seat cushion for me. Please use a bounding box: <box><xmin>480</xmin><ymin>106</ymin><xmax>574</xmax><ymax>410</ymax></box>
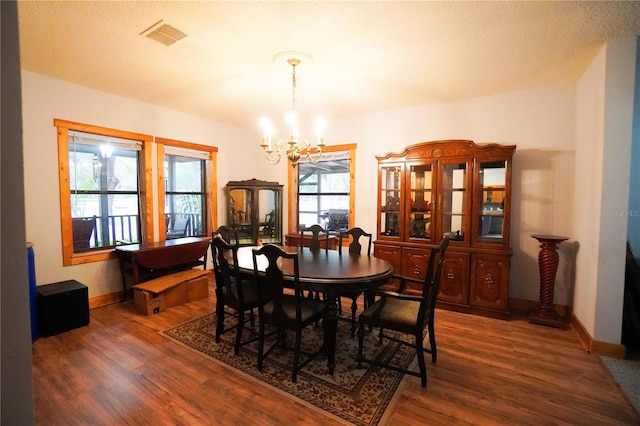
<box><xmin>263</xmin><ymin>294</ymin><xmax>326</xmax><ymax>324</ymax></box>
<box><xmin>222</xmin><ymin>277</ymin><xmax>260</xmax><ymax>307</ymax></box>
<box><xmin>359</xmin><ymin>297</ymin><xmax>421</xmax><ymax>334</ymax></box>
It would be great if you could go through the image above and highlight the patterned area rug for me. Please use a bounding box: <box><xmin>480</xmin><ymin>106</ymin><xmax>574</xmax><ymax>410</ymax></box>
<box><xmin>160</xmin><ymin>312</ymin><xmax>417</xmax><ymax>425</ymax></box>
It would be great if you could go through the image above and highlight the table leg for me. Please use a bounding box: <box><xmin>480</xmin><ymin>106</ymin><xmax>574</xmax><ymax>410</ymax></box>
<box><xmin>325</xmin><ymin>293</ymin><xmax>339</xmax><ymax>374</ymax></box>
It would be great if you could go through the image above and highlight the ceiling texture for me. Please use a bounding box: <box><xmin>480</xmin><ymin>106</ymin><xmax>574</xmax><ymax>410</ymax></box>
<box><xmin>17</xmin><ymin>1</ymin><xmax>640</xmax><ymax>133</ymax></box>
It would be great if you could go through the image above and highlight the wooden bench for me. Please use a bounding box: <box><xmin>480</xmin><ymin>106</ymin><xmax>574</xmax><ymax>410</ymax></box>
<box><xmin>132</xmin><ymin>269</ymin><xmax>210</xmax><ymax>315</ymax></box>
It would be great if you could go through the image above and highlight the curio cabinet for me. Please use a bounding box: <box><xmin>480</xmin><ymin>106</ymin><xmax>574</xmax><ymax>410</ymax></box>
<box><xmin>375</xmin><ymin>140</ymin><xmax>515</xmax><ymax>319</ymax></box>
<box><xmin>225</xmin><ymin>179</ymin><xmax>283</xmax><ymax>246</ymax></box>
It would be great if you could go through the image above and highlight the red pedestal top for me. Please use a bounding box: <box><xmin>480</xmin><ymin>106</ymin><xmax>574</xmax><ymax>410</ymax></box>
<box><xmin>531</xmin><ymin>234</ymin><xmax>569</xmax><ymax>242</ymax></box>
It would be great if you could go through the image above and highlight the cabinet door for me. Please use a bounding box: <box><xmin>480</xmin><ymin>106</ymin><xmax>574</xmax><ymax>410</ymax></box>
<box><xmin>470</xmin><ymin>253</ymin><xmax>510</xmax><ymax>311</ymax></box>
<box><xmin>438</xmin><ymin>158</ymin><xmax>472</xmax><ymax>246</ymax></box>
<box><xmin>378</xmin><ymin>164</ymin><xmax>404</xmax><ymax>241</ymax></box>
<box><xmin>257</xmin><ymin>188</ymin><xmax>281</xmax><ymax>244</ymax></box>
<box><xmin>439</xmin><ymin>251</ymin><xmax>469</xmax><ymax>305</ymax></box>
<box><xmin>472</xmin><ymin>157</ymin><xmax>512</xmax><ymax>250</ymax></box>
<box><xmin>228</xmin><ymin>188</ymin><xmax>253</xmax><ymax>245</ymax></box>
<box><xmin>373</xmin><ymin>244</ymin><xmax>401</xmax><ymax>290</ymax></box>
<box><xmin>400</xmin><ymin>247</ymin><xmax>429</xmax><ymax>294</ymax></box>
<box><xmin>406</xmin><ymin>161</ymin><xmax>436</xmax><ymax>245</ymax></box>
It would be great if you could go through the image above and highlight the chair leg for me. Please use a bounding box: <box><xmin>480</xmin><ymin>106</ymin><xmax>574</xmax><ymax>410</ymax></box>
<box><xmin>292</xmin><ymin>329</ymin><xmax>302</xmax><ymax>382</ymax></box>
<box><xmin>234</xmin><ymin>310</ymin><xmax>244</xmax><ymax>355</ymax></box>
<box><xmin>357</xmin><ymin>323</ymin><xmax>365</xmax><ymax>368</ymax></box>
<box><xmin>378</xmin><ymin>327</ymin><xmax>384</xmax><ymax>344</ymax></box>
<box><xmin>428</xmin><ymin>317</ymin><xmax>437</xmax><ymax>363</ymax></box>
<box><xmin>257</xmin><ymin>320</ymin><xmax>265</xmax><ymax>372</ymax></box>
<box><xmin>416</xmin><ymin>332</ymin><xmax>427</xmax><ymax>388</ymax></box>
<box><xmin>215</xmin><ymin>302</ymin><xmax>224</xmax><ymax>343</ymax></box>
<box><xmin>350</xmin><ymin>296</ymin><xmax>358</xmax><ymax>337</ymax></box>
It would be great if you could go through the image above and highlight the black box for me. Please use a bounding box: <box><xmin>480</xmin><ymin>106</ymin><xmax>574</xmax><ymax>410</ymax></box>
<box><xmin>37</xmin><ymin>280</ymin><xmax>90</xmax><ymax>337</ymax></box>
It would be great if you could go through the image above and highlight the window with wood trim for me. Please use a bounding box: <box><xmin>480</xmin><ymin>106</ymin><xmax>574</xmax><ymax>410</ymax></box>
<box><xmin>156</xmin><ymin>138</ymin><xmax>218</xmax><ymax>242</ymax></box>
<box><xmin>287</xmin><ymin>144</ymin><xmax>356</xmax><ymax>235</ymax></box>
<box><xmin>55</xmin><ymin>119</ymin><xmax>153</xmax><ymax>266</ymax></box>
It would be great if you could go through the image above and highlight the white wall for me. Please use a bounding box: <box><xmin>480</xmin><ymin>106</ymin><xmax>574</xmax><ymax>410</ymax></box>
<box><xmin>573</xmin><ymin>38</ymin><xmax>637</xmax><ymax>343</ymax></box>
<box><xmin>596</xmin><ymin>38</ymin><xmax>636</xmax><ymax>342</ymax></box>
<box><xmin>331</xmin><ymin>85</ymin><xmax>577</xmax><ymax>305</ymax></box>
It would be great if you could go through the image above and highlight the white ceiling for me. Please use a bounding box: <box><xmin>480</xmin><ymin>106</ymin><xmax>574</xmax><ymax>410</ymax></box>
<box><xmin>17</xmin><ymin>1</ymin><xmax>640</xmax><ymax>132</ymax></box>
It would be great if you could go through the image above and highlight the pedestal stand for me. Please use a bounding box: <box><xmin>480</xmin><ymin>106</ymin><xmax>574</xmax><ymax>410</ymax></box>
<box><xmin>529</xmin><ymin>234</ymin><xmax>569</xmax><ymax>329</ymax></box>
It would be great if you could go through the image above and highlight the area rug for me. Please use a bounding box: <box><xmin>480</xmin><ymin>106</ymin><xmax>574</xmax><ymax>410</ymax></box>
<box><xmin>160</xmin><ymin>312</ymin><xmax>418</xmax><ymax>425</ymax></box>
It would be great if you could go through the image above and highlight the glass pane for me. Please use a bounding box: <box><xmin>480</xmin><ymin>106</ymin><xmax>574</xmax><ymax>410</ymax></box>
<box><xmin>442</xmin><ymin>163</ymin><xmax>467</xmax><ymax>241</ymax></box>
<box><xmin>380</xmin><ymin>212</ymin><xmax>400</xmax><ymax>237</ymax></box>
<box><xmin>409</xmin><ymin>164</ymin><xmax>433</xmax><ymax>241</ymax></box>
<box><xmin>258</xmin><ymin>189</ymin><xmax>278</xmax><ymax>243</ymax></box>
<box><xmin>69</xmin><ymin>141</ymin><xmax>141</xmax><ymax>250</ymax></box>
<box><xmin>478</xmin><ymin>161</ymin><xmax>507</xmax><ymax>241</ymax></box>
<box><xmin>70</xmin><ymin>193</ymin><xmax>140</xmax><ymax>248</ymax></box>
<box><xmin>165</xmin><ymin>156</ymin><xmax>203</xmax><ymax>192</ymax></box>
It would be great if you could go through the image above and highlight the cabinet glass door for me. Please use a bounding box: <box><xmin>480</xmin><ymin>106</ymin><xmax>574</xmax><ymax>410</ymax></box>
<box><xmin>477</xmin><ymin>160</ymin><xmax>507</xmax><ymax>244</ymax></box>
<box><xmin>258</xmin><ymin>189</ymin><xmax>280</xmax><ymax>244</ymax></box>
<box><xmin>380</xmin><ymin>165</ymin><xmax>402</xmax><ymax>237</ymax></box>
<box><xmin>229</xmin><ymin>188</ymin><xmax>253</xmax><ymax>245</ymax></box>
<box><xmin>408</xmin><ymin>163</ymin><xmax>434</xmax><ymax>242</ymax></box>
<box><xmin>441</xmin><ymin>161</ymin><xmax>468</xmax><ymax>243</ymax></box>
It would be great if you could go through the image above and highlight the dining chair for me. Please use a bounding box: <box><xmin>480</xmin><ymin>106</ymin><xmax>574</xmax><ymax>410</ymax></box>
<box><xmin>300</xmin><ymin>224</ymin><xmax>330</xmax><ymax>252</ymax></box>
<box><xmin>210</xmin><ymin>233</ymin><xmax>260</xmax><ymax>355</ymax></box>
<box><xmin>356</xmin><ymin>235</ymin><xmax>449</xmax><ymax>388</ymax></box>
<box><xmin>252</xmin><ymin>244</ymin><xmax>328</xmax><ymax>382</ymax></box>
<box><xmin>338</xmin><ymin>227</ymin><xmax>373</xmax><ymax>336</ymax></box>
<box><xmin>214</xmin><ymin>225</ymin><xmax>239</xmax><ymax>247</ymax></box>
<box><xmin>299</xmin><ymin>224</ymin><xmax>330</xmax><ymax>301</ymax></box>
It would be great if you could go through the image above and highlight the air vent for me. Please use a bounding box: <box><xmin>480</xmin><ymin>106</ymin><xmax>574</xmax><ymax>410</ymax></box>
<box><xmin>140</xmin><ymin>20</ymin><xmax>187</xmax><ymax>47</ymax></box>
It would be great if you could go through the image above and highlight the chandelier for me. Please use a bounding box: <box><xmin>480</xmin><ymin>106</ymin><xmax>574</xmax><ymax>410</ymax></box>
<box><xmin>260</xmin><ymin>55</ymin><xmax>325</xmax><ymax>166</ymax></box>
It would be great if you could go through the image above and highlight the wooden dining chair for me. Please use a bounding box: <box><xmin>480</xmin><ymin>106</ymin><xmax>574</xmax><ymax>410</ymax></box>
<box><xmin>338</xmin><ymin>227</ymin><xmax>373</xmax><ymax>336</ymax></box>
<box><xmin>214</xmin><ymin>225</ymin><xmax>239</xmax><ymax>247</ymax></box>
<box><xmin>300</xmin><ymin>224</ymin><xmax>330</xmax><ymax>252</ymax></box>
<box><xmin>357</xmin><ymin>235</ymin><xmax>449</xmax><ymax>388</ymax></box>
<box><xmin>210</xmin><ymin>234</ymin><xmax>259</xmax><ymax>355</ymax></box>
<box><xmin>299</xmin><ymin>224</ymin><xmax>331</xmax><ymax>300</ymax></box>
<box><xmin>252</xmin><ymin>244</ymin><xmax>328</xmax><ymax>382</ymax></box>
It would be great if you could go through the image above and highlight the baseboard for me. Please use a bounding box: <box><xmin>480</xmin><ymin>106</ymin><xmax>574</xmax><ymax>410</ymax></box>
<box><xmin>89</xmin><ymin>291</ymin><xmax>123</xmax><ymax>309</ymax></box>
<box><xmin>569</xmin><ymin>311</ymin><xmax>626</xmax><ymax>359</ymax></box>
<box><xmin>509</xmin><ymin>297</ymin><xmax>626</xmax><ymax>359</ymax></box>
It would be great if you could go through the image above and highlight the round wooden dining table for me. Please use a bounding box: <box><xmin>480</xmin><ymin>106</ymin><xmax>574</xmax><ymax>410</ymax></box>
<box><xmin>234</xmin><ymin>245</ymin><xmax>394</xmax><ymax>374</ymax></box>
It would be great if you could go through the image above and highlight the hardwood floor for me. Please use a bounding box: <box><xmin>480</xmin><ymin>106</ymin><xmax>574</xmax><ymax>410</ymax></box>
<box><xmin>32</xmin><ymin>280</ymin><xmax>639</xmax><ymax>425</ymax></box>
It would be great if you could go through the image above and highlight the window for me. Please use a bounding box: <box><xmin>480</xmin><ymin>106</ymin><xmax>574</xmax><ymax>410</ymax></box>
<box><xmin>156</xmin><ymin>138</ymin><xmax>218</xmax><ymax>242</ymax></box>
<box><xmin>288</xmin><ymin>144</ymin><xmax>356</xmax><ymax>234</ymax></box>
<box><xmin>55</xmin><ymin>119</ymin><xmax>153</xmax><ymax>266</ymax></box>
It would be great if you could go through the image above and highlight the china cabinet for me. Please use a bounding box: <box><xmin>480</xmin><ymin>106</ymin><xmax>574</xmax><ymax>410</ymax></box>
<box><xmin>225</xmin><ymin>179</ymin><xmax>283</xmax><ymax>246</ymax></box>
<box><xmin>374</xmin><ymin>140</ymin><xmax>515</xmax><ymax>319</ymax></box>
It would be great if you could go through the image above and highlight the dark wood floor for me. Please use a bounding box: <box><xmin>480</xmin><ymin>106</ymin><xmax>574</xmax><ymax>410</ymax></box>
<box><xmin>32</xmin><ymin>280</ymin><xmax>639</xmax><ymax>425</ymax></box>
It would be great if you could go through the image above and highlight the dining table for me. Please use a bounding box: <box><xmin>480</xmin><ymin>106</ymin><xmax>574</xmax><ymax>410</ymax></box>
<box><xmin>234</xmin><ymin>245</ymin><xmax>394</xmax><ymax>374</ymax></box>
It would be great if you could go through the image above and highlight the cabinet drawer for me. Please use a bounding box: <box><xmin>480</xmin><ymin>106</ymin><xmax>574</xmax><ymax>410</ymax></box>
<box><xmin>439</xmin><ymin>252</ymin><xmax>470</xmax><ymax>305</ymax></box>
<box><xmin>470</xmin><ymin>253</ymin><xmax>510</xmax><ymax>311</ymax></box>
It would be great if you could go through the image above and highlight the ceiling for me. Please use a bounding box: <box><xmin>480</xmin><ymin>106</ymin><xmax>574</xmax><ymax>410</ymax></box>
<box><xmin>17</xmin><ymin>1</ymin><xmax>640</xmax><ymax>133</ymax></box>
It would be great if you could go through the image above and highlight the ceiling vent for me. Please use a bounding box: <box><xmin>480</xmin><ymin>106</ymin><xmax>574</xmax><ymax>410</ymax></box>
<box><xmin>140</xmin><ymin>20</ymin><xmax>187</xmax><ymax>47</ymax></box>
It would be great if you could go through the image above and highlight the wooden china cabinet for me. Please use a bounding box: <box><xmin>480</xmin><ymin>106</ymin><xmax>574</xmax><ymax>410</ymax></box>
<box><xmin>225</xmin><ymin>179</ymin><xmax>283</xmax><ymax>246</ymax></box>
<box><xmin>374</xmin><ymin>140</ymin><xmax>516</xmax><ymax>319</ymax></box>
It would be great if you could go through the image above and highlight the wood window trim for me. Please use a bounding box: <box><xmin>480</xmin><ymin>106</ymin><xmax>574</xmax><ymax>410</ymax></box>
<box><xmin>287</xmin><ymin>143</ymin><xmax>357</xmax><ymax>235</ymax></box>
<box><xmin>54</xmin><ymin>118</ymin><xmax>153</xmax><ymax>266</ymax></box>
<box><xmin>155</xmin><ymin>137</ymin><xmax>218</xmax><ymax>242</ymax></box>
